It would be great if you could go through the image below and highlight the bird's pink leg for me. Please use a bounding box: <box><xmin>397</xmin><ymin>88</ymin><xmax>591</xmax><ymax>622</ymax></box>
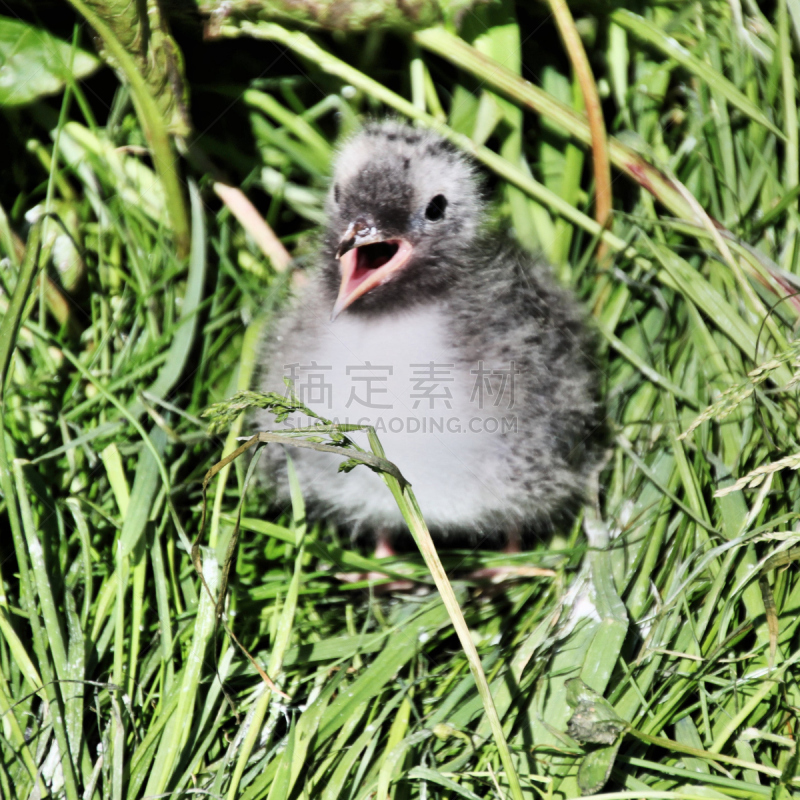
<box><xmin>503</xmin><ymin>528</ymin><xmax>523</xmax><ymax>555</ymax></box>
<box><xmin>373</xmin><ymin>531</ymin><xmax>396</xmax><ymax>559</ymax></box>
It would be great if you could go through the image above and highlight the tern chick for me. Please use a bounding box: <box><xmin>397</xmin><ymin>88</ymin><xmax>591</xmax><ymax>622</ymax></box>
<box><xmin>257</xmin><ymin>120</ymin><xmax>601</xmax><ymax>561</ymax></box>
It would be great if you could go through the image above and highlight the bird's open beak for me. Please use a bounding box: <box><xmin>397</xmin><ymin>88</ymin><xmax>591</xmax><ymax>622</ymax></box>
<box><xmin>331</xmin><ymin>221</ymin><xmax>414</xmax><ymax>320</ymax></box>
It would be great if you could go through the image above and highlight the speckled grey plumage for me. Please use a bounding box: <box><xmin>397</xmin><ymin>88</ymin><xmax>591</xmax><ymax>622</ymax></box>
<box><xmin>255</xmin><ymin>120</ymin><xmax>602</xmax><ymax>545</ymax></box>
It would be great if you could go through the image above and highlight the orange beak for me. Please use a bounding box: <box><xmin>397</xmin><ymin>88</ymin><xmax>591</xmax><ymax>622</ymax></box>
<box><xmin>331</xmin><ymin>224</ymin><xmax>414</xmax><ymax>320</ymax></box>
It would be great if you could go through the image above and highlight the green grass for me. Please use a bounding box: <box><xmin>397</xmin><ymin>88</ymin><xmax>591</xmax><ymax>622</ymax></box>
<box><xmin>2</xmin><ymin>2</ymin><xmax>800</xmax><ymax>799</ymax></box>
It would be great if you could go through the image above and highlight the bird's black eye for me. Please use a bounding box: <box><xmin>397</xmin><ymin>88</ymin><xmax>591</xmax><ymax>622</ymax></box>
<box><xmin>333</xmin><ymin>184</ymin><xmax>341</xmax><ymax>203</ymax></box>
<box><xmin>425</xmin><ymin>194</ymin><xmax>447</xmax><ymax>221</ymax></box>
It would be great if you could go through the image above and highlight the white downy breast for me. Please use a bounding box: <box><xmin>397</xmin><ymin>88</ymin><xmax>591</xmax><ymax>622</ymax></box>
<box><xmin>268</xmin><ymin>304</ymin><xmax>520</xmax><ymax>530</ymax></box>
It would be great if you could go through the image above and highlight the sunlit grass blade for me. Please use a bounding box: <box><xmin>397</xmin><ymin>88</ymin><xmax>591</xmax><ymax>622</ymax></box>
<box><xmin>546</xmin><ymin>0</ymin><xmax>612</xmax><ymax>245</ymax></box>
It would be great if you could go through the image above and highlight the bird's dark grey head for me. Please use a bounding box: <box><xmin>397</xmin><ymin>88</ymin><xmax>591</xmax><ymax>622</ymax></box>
<box><xmin>322</xmin><ymin>120</ymin><xmax>484</xmax><ymax>319</ymax></box>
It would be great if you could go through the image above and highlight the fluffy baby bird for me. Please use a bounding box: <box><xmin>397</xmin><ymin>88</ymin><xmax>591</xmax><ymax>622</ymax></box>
<box><xmin>257</xmin><ymin>120</ymin><xmax>601</xmax><ymax>562</ymax></box>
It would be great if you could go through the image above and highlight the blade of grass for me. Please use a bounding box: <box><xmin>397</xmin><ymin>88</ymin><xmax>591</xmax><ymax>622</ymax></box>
<box><xmin>546</xmin><ymin>0</ymin><xmax>612</xmax><ymax>244</ymax></box>
<box><xmin>779</xmin><ymin>0</ymin><xmax>799</xmax><ymax>198</ymax></box>
<box><xmin>143</xmin><ymin>546</ymin><xmax>221</xmax><ymax>798</ymax></box>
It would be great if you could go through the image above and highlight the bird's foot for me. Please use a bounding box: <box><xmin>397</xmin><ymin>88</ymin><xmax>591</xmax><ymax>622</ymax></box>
<box><xmin>466</xmin><ymin>531</ymin><xmax>554</xmax><ymax>584</ymax></box>
<box><xmin>334</xmin><ymin>570</ymin><xmax>417</xmax><ymax>593</ymax></box>
<box><xmin>335</xmin><ymin>535</ymin><xmax>419</xmax><ymax>592</ymax></box>
<box><xmin>468</xmin><ymin>564</ymin><xmax>556</xmax><ymax>584</ymax></box>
